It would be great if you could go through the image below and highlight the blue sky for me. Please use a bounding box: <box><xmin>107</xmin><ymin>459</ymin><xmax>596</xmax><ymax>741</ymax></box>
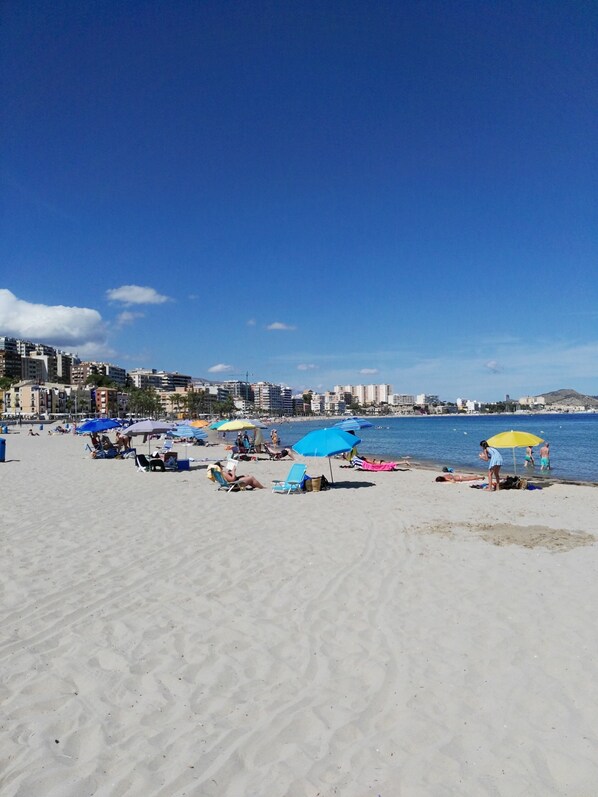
<box><xmin>1</xmin><ymin>0</ymin><xmax>596</xmax><ymax>401</ymax></box>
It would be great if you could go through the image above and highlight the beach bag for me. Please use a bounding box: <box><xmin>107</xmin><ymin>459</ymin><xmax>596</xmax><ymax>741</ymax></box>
<box><xmin>206</xmin><ymin>465</ymin><xmax>220</xmax><ymax>482</ymax></box>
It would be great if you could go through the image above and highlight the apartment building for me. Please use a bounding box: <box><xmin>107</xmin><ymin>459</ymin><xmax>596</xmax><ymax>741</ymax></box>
<box><xmin>333</xmin><ymin>384</ymin><xmax>393</xmax><ymax>407</ymax></box>
<box><xmin>253</xmin><ymin>382</ymin><xmax>292</xmax><ymax>415</ymax></box>
<box><xmin>128</xmin><ymin>368</ymin><xmax>192</xmax><ymax>391</ymax></box>
<box><xmin>0</xmin><ymin>336</ymin><xmax>22</xmax><ymax>379</ymax></box>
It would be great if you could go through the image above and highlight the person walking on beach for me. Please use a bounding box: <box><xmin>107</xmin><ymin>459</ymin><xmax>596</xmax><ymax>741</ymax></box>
<box><xmin>540</xmin><ymin>442</ymin><xmax>551</xmax><ymax>471</ymax></box>
<box><xmin>479</xmin><ymin>440</ymin><xmax>503</xmax><ymax>491</ymax></box>
<box><xmin>524</xmin><ymin>445</ymin><xmax>535</xmax><ymax>467</ymax></box>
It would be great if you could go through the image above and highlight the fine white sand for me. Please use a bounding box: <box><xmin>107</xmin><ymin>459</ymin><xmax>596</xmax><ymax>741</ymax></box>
<box><xmin>2</xmin><ymin>430</ymin><xmax>598</xmax><ymax>796</ymax></box>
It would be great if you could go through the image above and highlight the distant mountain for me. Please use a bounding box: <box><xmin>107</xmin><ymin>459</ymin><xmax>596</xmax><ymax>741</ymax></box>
<box><xmin>537</xmin><ymin>389</ymin><xmax>598</xmax><ymax>408</ymax></box>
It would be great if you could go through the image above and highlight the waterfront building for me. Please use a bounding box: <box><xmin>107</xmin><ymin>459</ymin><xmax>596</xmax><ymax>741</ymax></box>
<box><xmin>128</xmin><ymin>368</ymin><xmax>191</xmax><ymax>391</ymax></box>
<box><xmin>70</xmin><ymin>361</ymin><xmax>126</xmax><ymax>387</ymax></box>
<box><xmin>222</xmin><ymin>380</ymin><xmax>254</xmax><ymax>404</ymax></box>
<box><xmin>21</xmin><ymin>357</ymin><xmax>44</xmax><ymax>382</ymax></box>
<box><xmin>253</xmin><ymin>382</ymin><xmax>292</xmax><ymax>415</ymax></box>
<box><xmin>0</xmin><ymin>337</ymin><xmax>22</xmax><ymax>380</ymax></box>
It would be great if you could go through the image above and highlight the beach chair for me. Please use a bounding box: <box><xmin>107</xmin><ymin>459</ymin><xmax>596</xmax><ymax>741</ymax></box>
<box><xmin>272</xmin><ymin>463</ymin><xmax>307</xmax><ymax>494</ymax></box>
<box><xmin>158</xmin><ymin>439</ymin><xmax>174</xmax><ymax>455</ymax></box>
<box><xmin>135</xmin><ymin>453</ymin><xmax>166</xmax><ymax>472</ymax></box>
<box><xmin>264</xmin><ymin>443</ymin><xmax>293</xmax><ymax>460</ymax></box>
<box><xmin>211</xmin><ymin>467</ymin><xmax>250</xmax><ymax>492</ymax></box>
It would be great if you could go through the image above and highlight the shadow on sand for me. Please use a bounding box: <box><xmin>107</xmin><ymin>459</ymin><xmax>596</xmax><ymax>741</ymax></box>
<box><xmin>331</xmin><ymin>480</ymin><xmax>376</xmax><ymax>489</ymax></box>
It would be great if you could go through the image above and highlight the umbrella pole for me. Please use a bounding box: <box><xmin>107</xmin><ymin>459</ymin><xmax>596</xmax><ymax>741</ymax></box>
<box><xmin>512</xmin><ymin>448</ymin><xmax>517</xmax><ymax>475</ymax></box>
<box><xmin>329</xmin><ymin>457</ymin><xmax>334</xmax><ymax>484</ymax></box>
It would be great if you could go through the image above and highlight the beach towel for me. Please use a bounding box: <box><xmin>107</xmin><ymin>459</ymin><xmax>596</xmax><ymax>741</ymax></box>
<box><xmin>352</xmin><ymin>458</ymin><xmax>396</xmax><ymax>472</ymax></box>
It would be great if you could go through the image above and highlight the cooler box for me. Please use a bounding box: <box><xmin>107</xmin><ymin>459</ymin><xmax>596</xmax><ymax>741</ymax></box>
<box><xmin>177</xmin><ymin>459</ymin><xmax>190</xmax><ymax>471</ymax></box>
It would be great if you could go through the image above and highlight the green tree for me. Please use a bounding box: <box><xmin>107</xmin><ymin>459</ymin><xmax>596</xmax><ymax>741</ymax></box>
<box><xmin>170</xmin><ymin>393</ymin><xmax>184</xmax><ymax>419</ymax></box>
<box><xmin>125</xmin><ymin>387</ymin><xmax>162</xmax><ymax>418</ymax></box>
<box><xmin>85</xmin><ymin>374</ymin><xmax>118</xmax><ymax>388</ymax></box>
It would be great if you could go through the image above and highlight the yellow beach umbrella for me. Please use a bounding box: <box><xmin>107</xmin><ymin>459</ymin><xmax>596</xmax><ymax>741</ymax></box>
<box><xmin>190</xmin><ymin>419</ymin><xmax>209</xmax><ymax>428</ymax></box>
<box><xmin>217</xmin><ymin>419</ymin><xmax>257</xmax><ymax>432</ymax></box>
<box><xmin>486</xmin><ymin>430</ymin><xmax>544</xmax><ymax>473</ymax></box>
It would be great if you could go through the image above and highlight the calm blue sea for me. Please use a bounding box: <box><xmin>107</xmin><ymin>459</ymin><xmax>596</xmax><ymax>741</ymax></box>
<box><xmin>277</xmin><ymin>414</ymin><xmax>598</xmax><ymax>484</ymax></box>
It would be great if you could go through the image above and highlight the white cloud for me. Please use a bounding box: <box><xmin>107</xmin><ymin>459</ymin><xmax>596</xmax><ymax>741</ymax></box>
<box><xmin>106</xmin><ymin>285</ymin><xmax>170</xmax><ymax>305</ymax></box>
<box><xmin>247</xmin><ymin>318</ymin><xmax>256</xmax><ymax>326</ymax></box>
<box><xmin>297</xmin><ymin>363</ymin><xmax>317</xmax><ymax>371</ymax></box>
<box><xmin>0</xmin><ymin>289</ymin><xmax>106</xmax><ymax>347</ymax></box>
<box><xmin>208</xmin><ymin>363</ymin><xmax>234</xmax><ymax>373</ymax></box>
<box><xmin>485</xmin><ymin>360</ymin><xmax>501</xmax><ymax>373</ymax></box>
<box><xmin>267</xmin><ymin>321</ymin><xmax>296</xmax><ymax>331</ymax></box>
<box><xmin>360</xmin><ymin>368</ymin><xmax>379</xmax><ymax>375</ymax></box>
<box><xmin>73</xmin><ymin>342</ymin><xmax>118</xmax><ymax>360</ymax></box>
<box><xmin>117</xmin><ymin>311</ymin><xmax>144</xmax><ymax>326</ymax></box>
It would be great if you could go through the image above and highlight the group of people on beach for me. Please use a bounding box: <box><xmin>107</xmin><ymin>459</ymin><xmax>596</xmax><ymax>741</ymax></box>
<box><xmin>524</xmin><ymin>443</ymin><xmax>551</xmax><ymax>470</ymax></box>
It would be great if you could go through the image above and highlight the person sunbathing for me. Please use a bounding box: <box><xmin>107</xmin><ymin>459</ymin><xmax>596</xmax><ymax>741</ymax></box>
<box><xmin>352</xmin><ymin>456</ymin><xmax>412</xmax><ymax>470</ymax></box>
<box><xmin>266</xmin><ymin>444</ymin><xmax>294</xmax><ymax>460</ymax></box>
<box><xmin>217</xmin><ymin>462</ymin><xmax>265</xmax><ymax>489</ymax></box>
<box><xmin>435</xmin><ymin>473</ymin><xmax>485</xmax><ymax>483</ymax></box>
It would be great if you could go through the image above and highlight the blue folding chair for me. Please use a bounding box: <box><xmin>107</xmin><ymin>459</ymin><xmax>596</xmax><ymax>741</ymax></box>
<box><xmin>272</xmin><ymin>463</ymin><xmax>307</xmax><ymax>494</ymax></box>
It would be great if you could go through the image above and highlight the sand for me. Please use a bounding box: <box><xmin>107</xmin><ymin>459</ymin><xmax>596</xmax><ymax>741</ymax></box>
<box><xmin>2</xmin><ymin>430</ymin><xmax>598</xmax><ymax>796</ymax></box>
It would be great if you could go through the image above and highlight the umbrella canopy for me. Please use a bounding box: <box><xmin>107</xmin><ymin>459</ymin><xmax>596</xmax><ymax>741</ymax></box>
<box><xmin>485</xmin><ymin>430</ymin><xmax>544</xmax><ymax>474</ymax></box>
<box><xmin>334</xmin><ymin>417</ymin><xmax>374</xmax><ymax>432</ymax></box>
<box><xmin>76</xmin><ymin>418</ymin><xmax>121</xmax><ymax>434</ymax></box>
<box><xmin>189</xmin><ymin>419</ymin><xmax>209</xmax><ymax>428</ymax></box>
<box><xmin>293</xmin><ymin>427</ymin><xmax>361</xmax><ymax>483</ymax></box>
<box><xmin>170</xmin><ymin>424</ymin><xmax>208</xmax><ymax>457</ymax></box>
<box><xmin>124</xmin><ymin>420</ymin><xmax>175</xmax><ymax>436</ymax></box>
<box><xmin>486</xmin><ymin>431</ymin><xmax>544</xmax><ymax>448</ymax></box>
<box><xmin>209</xmin><ymin>419</ymin><xmax>229</xmax><ymax>430</ymax></box>
<box><xmin>171</xmin><ymin>425</ymin><xmax>208</xmax><ymax>439</ymax></box>
<box><xmin>218</xmin><ymin>419</ymin><xmax>257</xmax><ymax>432</ymax></box>
<box><xmin>124</xmin><ymin>419</ymin><xmax>175</xmax><ymax>453</ymax></box>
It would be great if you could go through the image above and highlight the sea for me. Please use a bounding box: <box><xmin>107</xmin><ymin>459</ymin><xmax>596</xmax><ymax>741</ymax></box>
<box><xmin>276</xmin><ymin>413</ymin><xmax>598</xmax><ymax>484</ymax></box>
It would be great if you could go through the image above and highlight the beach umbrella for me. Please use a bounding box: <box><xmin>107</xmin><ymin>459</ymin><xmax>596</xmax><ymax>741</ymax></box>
<box><xmin>292</xmin><ymin>427</ymin><xmax>361</xmax><ymax>483</ymax></box>
<box><xmin>209</xmin><ymin>420</ymin><xmax>228</xmax><ymax>430</ymax></box>
<box><xmin>76</xmin><ymin>418</ymin><xmax>121</xmax><ymax>434</ymax></box>
<box><xmin>124</xmin><ymin>419</ymin><xmax>175</xmax><ymax>452</ymax></box>
<box><xmin>485</xmin><ymin>430</ymin><xmax>544</xmax><ymax>474</ymax></box>
<box><xmin>217</xmin><ymin>419</ymin><xmax>257</xmax><ymax>432</ymax></box>
<box><xmin>171</xmin><ymin>425</ymin><xmax>208</xmax><ymax>439</ymax></box>
<box><xmin>125</xmin><ymin>420</ymin><xmax>175</xmax><ymax>436</ymax></box>
<box><xmin>171</xmin><ymin>424</ymin><xmax>208</xmax><ymax>457</ymax></box>
<box><xmin>334</xmin><ymin>417</ymin><xmax>374</xmax><ymax>432</ymax></box>
<box><xmin>190</xmin><ymin>419</ymin><xmax>209</xmax><ymax>428</ymax></box>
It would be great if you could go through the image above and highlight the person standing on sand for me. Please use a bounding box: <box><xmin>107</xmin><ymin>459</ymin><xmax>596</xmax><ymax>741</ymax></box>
<box><xmin>540</xmin><ymin>442</ymin><xmax>551</xmax><ymax>470</ymax></box>
<box><xmin>479</xmin><ymin>440</ymin><xmax>503</xmax><ymax>491</ymax></box>
<box><xmin>524</xmin><ymin>445</ymin><xmax>535</xmax><ymax>467</ymax></box>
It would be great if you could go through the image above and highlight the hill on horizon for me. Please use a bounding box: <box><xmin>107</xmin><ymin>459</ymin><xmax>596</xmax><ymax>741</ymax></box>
<box><xmin>537</xmin><ymin>389</ymin><xmax>598</xmax><ymax>408</ymax></box>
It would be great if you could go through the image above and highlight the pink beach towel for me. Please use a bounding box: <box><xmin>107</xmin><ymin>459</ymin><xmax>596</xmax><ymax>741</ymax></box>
<box><xmin>352</xmin><ymin>458</ymin><xmax>396</xmax><ymax>471</ymax></box>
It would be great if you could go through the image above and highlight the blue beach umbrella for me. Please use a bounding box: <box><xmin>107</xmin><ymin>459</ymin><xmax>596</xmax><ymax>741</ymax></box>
<box><xmin>209</xmin><ymin>420</ymin><xmax>228</xmax><ymax>430</ymax></box>
<box><xmin>171</xmin><ymin>425</ymin><xmax>208</xmax><ymax>440</ymax></box>
<box><xmin>171</xmin><ymin>424</ymin><xmax>208</xmax><ymax>457</ymax></box>
<box><xmin>334</xmin><ymin>417</ymin><xmax>374</xmax><ymax>432</ymax></box>
<box><xmin>76</xmin><ymin>418</ymin><xmax>122</xmax><ymax>434</ymax></box>
<box><xmin>293</xmin><ymin>427</ymin><xmax>361</xmax><ymax>483</ymax></box>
